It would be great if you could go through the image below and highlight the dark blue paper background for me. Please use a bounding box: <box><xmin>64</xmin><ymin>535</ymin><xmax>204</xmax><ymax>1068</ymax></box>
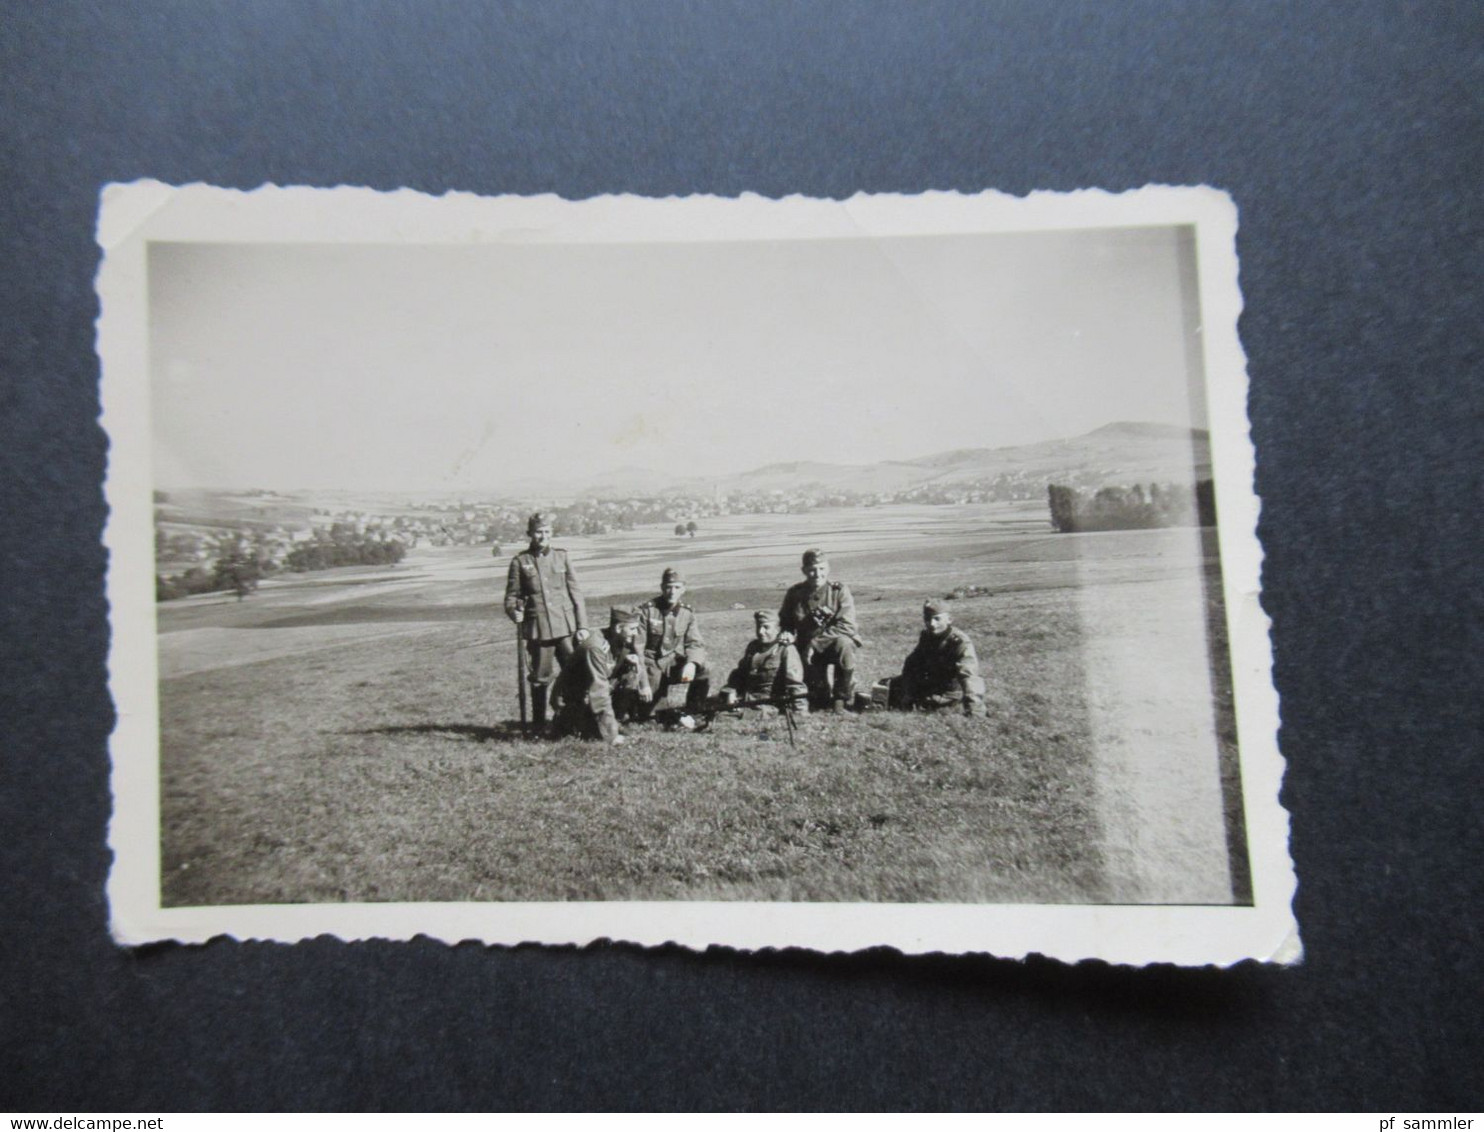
<box><xmin>2</xmin><ymin>0</ymin><xmax>1480</xmax><ymax>1111</ymax></box>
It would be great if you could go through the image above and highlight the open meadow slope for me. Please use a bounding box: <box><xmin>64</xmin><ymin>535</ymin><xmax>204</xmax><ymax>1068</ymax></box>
<box><xmin>156</xmin><ymin>504</ymin><xmax>1245</xmax><ymax>909</ymax></box>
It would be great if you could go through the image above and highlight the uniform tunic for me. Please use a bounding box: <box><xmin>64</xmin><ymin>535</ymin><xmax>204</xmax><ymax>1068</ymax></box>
<box><xmin>634</xmin><ymin>596</ymin><xmax>707</xmax><ymax>667</ymax></box>
<box><xmin>505</xmin><ymin>546</ymin><xmax>586</xmax><ymax>641</ymax></box>
<box><xmin>778</xmin><ymin>580</ymin><xmax>859</xmax><ymax>650</ymax></box>
<box><xmin>550</xmin><ymin>634</ymin><xmax>619</xmax><ymax>743</ymax></box>
<box><xmin>725</xmin><ymin>638</ymin><xmax>809</xmax><ymax>713</ymax></box>
<box><xmin>896</xmin><ymin>625</ymin><xmax>987</xmax><ymax>716</ymax></box>
<box><xmin>504</xmin><ymin>545</ymin><xmax>587</xmax><ymax>686</ymax></box>
<box><xmin>779</xmin><ymin>579</ymin><xmax>861</xmax><ymax>705</ymax></box>
<box><xmin>633</xmin><ymin>595</ymin><xmax>710</xmax><ymax>711</ymax></box>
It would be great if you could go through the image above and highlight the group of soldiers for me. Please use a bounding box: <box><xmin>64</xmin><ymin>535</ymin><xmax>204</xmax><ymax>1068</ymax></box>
<box><xmin>503</xmin><ymin>512</ymin><xmax>987</xmax><ymax>746</ymax></box>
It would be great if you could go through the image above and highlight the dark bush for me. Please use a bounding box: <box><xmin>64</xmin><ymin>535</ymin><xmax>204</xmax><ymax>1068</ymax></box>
<box><xmin>284</xmin><ymin>535</ymin><xmax>407</xmax><ymax>572</ymax></box>
<box><xmin>1048</xmin><ymin>480</ymin><xmax>1216</xmax><ymax>533</ymax></box>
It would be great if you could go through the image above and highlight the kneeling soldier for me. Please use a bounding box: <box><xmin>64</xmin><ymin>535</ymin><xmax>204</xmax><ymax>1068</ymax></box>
<box><xmin>634</xmin><ymin>567</ymin><xmax>710</xmax><ymax>717</ymax></box>
<box><xmin>722</xmin><ymin>609</ymin><xmax>810</xmax><ymax>716</ymax></box>
<box><xmin>778</xmin><ymin>548</ymin><xmax>862</xmax><ymax>712</ymax></box>
<box><xmin>890</xmin><ymin>598</ymin><xmax>987</xmax><ymax>717</ymax></box>
<box><xmin>549</xmin><ymin>626</ymin><xmax>623</xmax><ymax>745</ymax></box>
<box><xmin>604</xmin><ymin>607</ymin><xmax>652</xmax><ymax>723</ymax></box>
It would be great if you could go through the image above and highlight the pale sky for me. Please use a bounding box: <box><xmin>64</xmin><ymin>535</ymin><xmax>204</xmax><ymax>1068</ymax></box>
<box><xmin>149</xmin><ymin>227</ymin><xmax>1206</xmax><ymax>492</ymax></box>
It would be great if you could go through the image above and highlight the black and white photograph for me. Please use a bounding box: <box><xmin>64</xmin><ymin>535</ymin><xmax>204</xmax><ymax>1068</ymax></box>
<box><xmin>11</xmin><ymin>2</ymin><xmax>1479</xmax><ymax>1112</ymax></box>
<box><xmin>100</xmin><ymin>184</ymin><xmax>1294</xmax><ymax>962</ymax></box>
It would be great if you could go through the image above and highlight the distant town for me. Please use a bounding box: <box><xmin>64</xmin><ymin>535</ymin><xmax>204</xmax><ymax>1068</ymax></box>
<box><xmin>153</xmin><ymin>422</ymin><xmax>1214</xmax><ymax>600</ymax></box>
<box><xmin>154</xmin><ymin>473</ymin><xmax>1059</xmax><ymax>577</ymax></box>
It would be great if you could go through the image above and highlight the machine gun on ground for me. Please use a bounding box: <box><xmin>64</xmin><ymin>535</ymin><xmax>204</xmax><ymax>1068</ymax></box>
<box><xmin>692</xmin><ymin>689</ymin><xmax>801</xmax><ymax>748</ymax></box>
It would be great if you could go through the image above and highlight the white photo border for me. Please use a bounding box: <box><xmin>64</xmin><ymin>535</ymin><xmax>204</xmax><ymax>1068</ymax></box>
<box><xmin>99</xmin><ymin>183</ymin><xmax>1298</xmax><ymax>964</ymax></box>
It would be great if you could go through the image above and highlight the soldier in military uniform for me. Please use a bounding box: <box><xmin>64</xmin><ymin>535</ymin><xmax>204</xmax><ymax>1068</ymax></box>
<box><xmin>778</xmin><ymin>548</ymin><xmax>862</xmax><ymax>712</ymax></box>
<box><xmin>549</xmin><ymin>623</ymin><xmax>623</xmax><ymax>745</ymax></box>
<box><xmin>503</xmin><ymin>512</ymin><xmax>589</xmax><ymax>726</ymax></box>
<box><xmin>603</xmin><ymin>606</ymin><xmax>652</xmax><ymax>723</ymax></box>
<box><xmin>889</xmin><ymin>598</ymin><xmax>987</xmax><ymax>717</ymax></box>
<box><xmin>633</xmin><ymin>567</ymin><xmax>710</xmax><ymax>717</ymax></box>
<box><xmin>721</xmin><ymin>609</ymin><xmax>809</xmax><ymax>715</ymax></box>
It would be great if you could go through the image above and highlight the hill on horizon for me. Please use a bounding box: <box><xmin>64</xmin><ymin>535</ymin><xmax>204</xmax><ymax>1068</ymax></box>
<box><xmin>159</xmin><ymin>421</ymin><xmax>1212</xmax><ymax>505</ymax></box>
<box><xmin>572</xmin><ymin>420</ymin><xmax>1211</xmax><ymax>499</ymax></box>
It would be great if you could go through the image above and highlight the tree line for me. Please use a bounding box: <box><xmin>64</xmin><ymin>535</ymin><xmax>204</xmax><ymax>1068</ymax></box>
<box><xmin>1047</xmin><ymin>480</ymin><xmax>1217</xmax><ymax>533</ymax></box>
<box><xmin>156</xmin><ymin>528</ymin><xmax>406</xmax><ymax>602</ymax></box>
<box><xmin>281</xmin><ymin>535</ymin><xmax>406</xmax><ymax>572</ymax></box>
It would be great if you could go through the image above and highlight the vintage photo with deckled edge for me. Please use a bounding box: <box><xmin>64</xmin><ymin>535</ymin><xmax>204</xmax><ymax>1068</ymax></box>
<box><xmin>99</xmin><ymin>183</ymin><xmax>1298</xmax><ymax>964</ymax></box>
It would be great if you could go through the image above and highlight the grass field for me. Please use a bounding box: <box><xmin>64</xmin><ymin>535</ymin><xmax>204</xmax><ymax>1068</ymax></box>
<box><xmin>156</xmin><ymin>503</ymin><xmax>1246</xmax><ymax>908</ymax></box>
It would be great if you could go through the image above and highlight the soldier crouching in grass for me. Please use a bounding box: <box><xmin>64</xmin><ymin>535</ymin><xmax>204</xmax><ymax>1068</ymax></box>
<box><xmin>504</xmin><ymin>512</ymin><xmax>589</xmax><ymax>728</ymax></box>
<box><xmin>604</xmin><ymin>607</ymin><xmax>652</xmax><ymax>724</ymax></box>
<box><xmin>549</xmin><ymin>620</ymin><xmax>624</xmax><ymax>746</ymax></box>
<box><xmin>719</xmin><ymin>609</ymin><xmax>810</xmax><ymax>716</ymax></box>
<box><xmin>633</xmin><ymin>567</ymin><xmax>710</xmax><ymax>720</ymax></box>
<box><xmin>778</xmin><ymin>548</ymin><xmax>862</xmax><ymax>713</ymax></box>
<box><xmin>888</xmin><ymin>598</ymin><xmax>987</xmax><ymax>718</ymax></box>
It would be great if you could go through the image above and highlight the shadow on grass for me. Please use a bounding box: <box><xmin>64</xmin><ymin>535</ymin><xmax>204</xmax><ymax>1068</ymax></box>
<box><xmin>346</xmin><ymin>721</ymin><xmax>530</xmax><ymax>744</ymax></box>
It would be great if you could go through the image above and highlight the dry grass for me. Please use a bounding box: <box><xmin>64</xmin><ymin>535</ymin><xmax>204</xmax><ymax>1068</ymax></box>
<box><xmin>158</xmin><ymin>509</ymin><xmax>1243</xmax><ymax>908</ymax></box>
<box><xmin>160</xmin><ymin>595</ymin><xmax>1107</xmax><ymax>906</ymax></box>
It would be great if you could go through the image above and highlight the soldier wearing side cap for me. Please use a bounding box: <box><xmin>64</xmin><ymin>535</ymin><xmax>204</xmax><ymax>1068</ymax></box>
<box><xmin>549</xmin><ymin>621</ymin><xmax>623</xmax><ymax>745</ymax></box>
<box><xmin>889</xmin><ymin>598</ymin><xmax>987</xmax><ymax>718</ymax></box>
<box><xmin>721</xmin><ymin>609</ymin><xmax>810</xmax><ymax>715</ymax></box>
<box><xmin>604</xmin><ymin>606</ymin><xmax>653</xmax><ymax>723</ymax></box>
<box><xmin>633</xmin><ymin>567</ymin><xmax>711</xmax><ymax>717</ymax></box>
<box><xmin>778</xmin><ymin>548</ymin><xmax>862</xmax><ymax>712</ymax></box>
<box><xmin>503</xmin><ymin>512</ymin><xmax>589</xmax><ymax>726</ymax></box>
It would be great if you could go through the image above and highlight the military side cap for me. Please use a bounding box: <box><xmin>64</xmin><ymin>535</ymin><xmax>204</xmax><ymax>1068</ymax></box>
<box><xmin>526</xmin><ymin>511</ymin><xmax>550</xmax><ymax>534</ymax></box>
<box><xmin>924</xmin><ymin>597</ymin><xmax>949</xmax><ymax>616</ymax></box>
<box><xmin>608</xmin><ymin>607</ymin><xmax>635</xmax><ymax>628</ymax></box>
<box><xmin>801</xmin><ymin>547</ymin><xmax>827</xmax><ymax>567</ymax></box>
<box><xmin>754</xmin><ymin>609</ymin><xmax>780</xmax><ymax>628</ymax></box>
<box><xmin>661</xmin><ymin>567</ymin><xmax>684</xmax><ymax>585</ymax></box>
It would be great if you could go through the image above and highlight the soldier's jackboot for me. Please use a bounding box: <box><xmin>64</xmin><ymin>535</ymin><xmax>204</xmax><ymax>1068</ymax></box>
<box><xmin>531</xmin><ymin>684</ymin><xmax>549</xmax><ymax>727</ymax></box>
<box><xmin>833</xmin><ymin>667</ymin><xmax>857</xmax><ymax>712</ymax></box>
<box><xmin>805</xmin><ymin>661</ymin><xmax>831</xmax><ymax>712</ymax></box>
<box><xmin>686</xmin><ymin>676</ymin><xmax>711</xmax><ymax>710</ymax></box>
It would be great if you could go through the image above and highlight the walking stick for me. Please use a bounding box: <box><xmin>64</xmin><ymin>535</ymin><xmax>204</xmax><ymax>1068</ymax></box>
<box><xmin>516</xmin><ymin>631</ymin><xmax>529</xmax><ymax>737</ymax></box>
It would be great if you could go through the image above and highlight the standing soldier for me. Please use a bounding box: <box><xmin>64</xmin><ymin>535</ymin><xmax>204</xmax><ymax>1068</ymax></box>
<box><xmin>633</xmin><ymin>567</ymin><xmax>710</xmax><ymax>717</ymax></box>
<box><xmin>889</xmin><ymin>598</ymin><xmax>987</xmax><ymax>717</ymax></box>
<box><xmin>778</xmin><ymin>548</ymin><xmax>862</xmax><ymax>712</ymax></box>
<box><xmin>504</xmin><ymin>512</ymin><xmax>588</xmax><ymax>727</ymax></box>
